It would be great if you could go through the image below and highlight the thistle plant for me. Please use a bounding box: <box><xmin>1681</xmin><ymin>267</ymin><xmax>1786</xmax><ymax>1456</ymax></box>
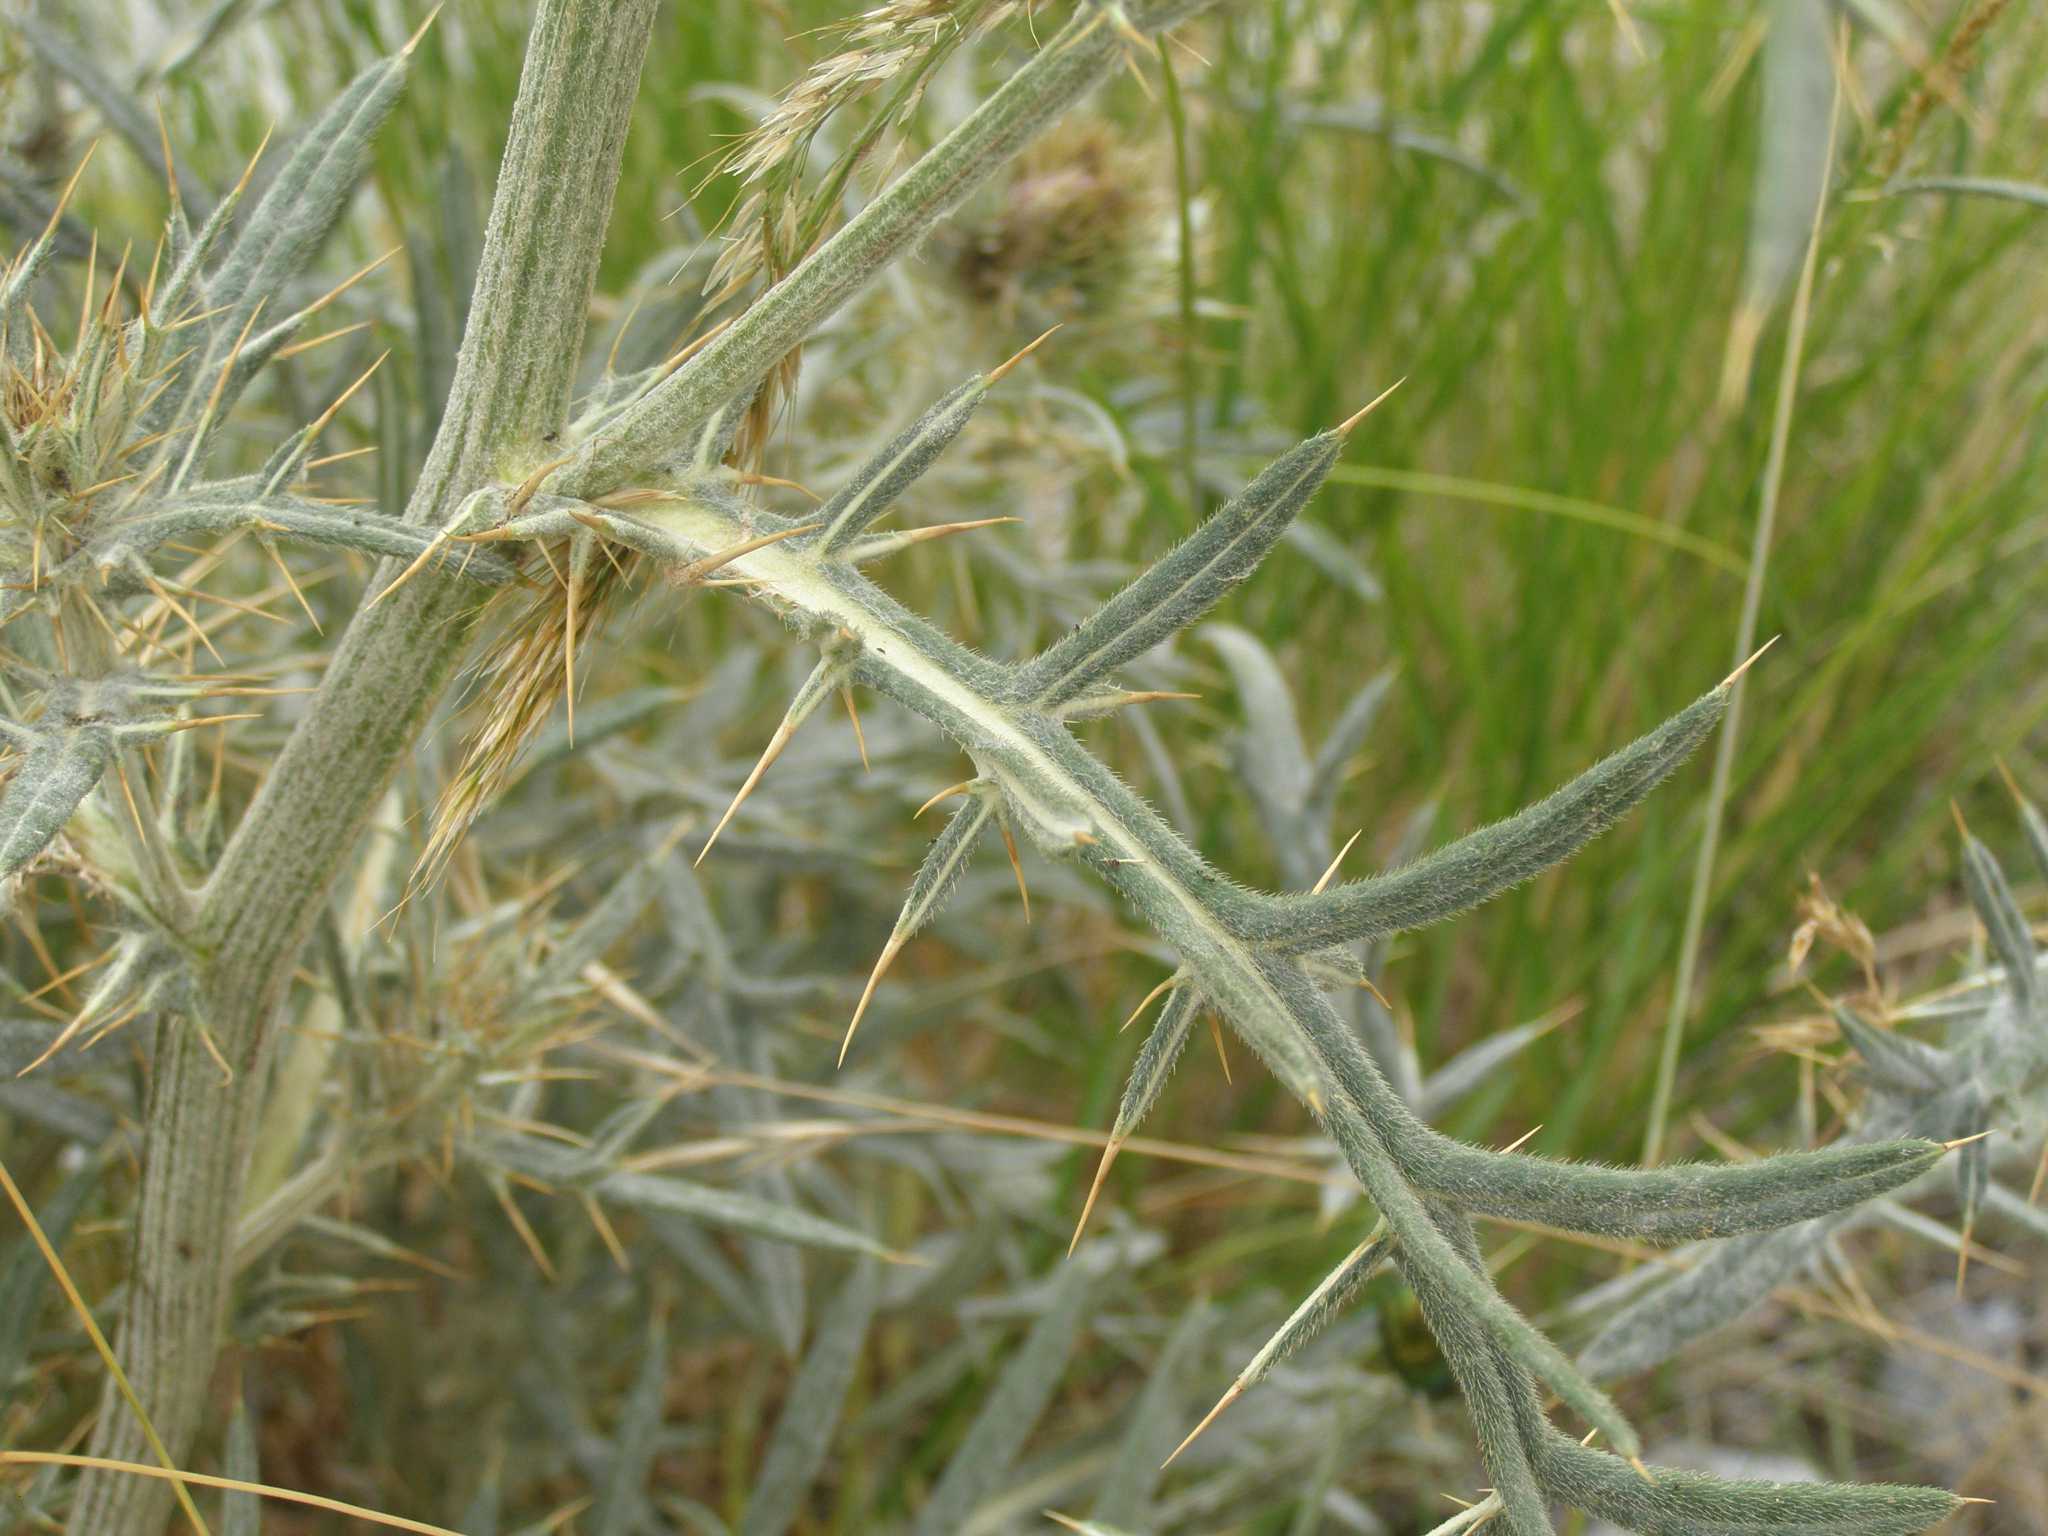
<box><xmin>0</xmin><ymin>2</ymin><xmax>2017</xmax><ymax>1534</ymax></box>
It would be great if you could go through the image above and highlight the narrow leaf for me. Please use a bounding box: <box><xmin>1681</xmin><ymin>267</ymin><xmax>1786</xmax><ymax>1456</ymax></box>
<box><xmin>816</xmin><ymin>376</ymin><xmax>989</xmax><ymax>556</ymax></box>
<box><xmin>910</xmin><ymin>1256</ymin><xmax>1095</xmax><ymax>1536</ymax></box>
<box><xmin>1957</xmin><ymin>828</ymin><xmax>2036</xmax><ymax>1009</ymax></box>
<box><xmin>1258</xmin><ymin>685</ymin><xmax>1726</xmax><ymax>952</ymax></box>
<box><xmin>1018</xmin><ymin>432</ymin><xmax>1345</xmax><ymax>707</ymax></box>
<box><xmin>591</xmin><ymin>1310</ymin><xmax>667</xmax><ymax>1536</ymax></box>
<box><xmin>739</xmin><ymin>1259</ymin><xmax>879</xmax><ymax>1536</ymax></box>
<box><xmin>597</xmin><ymin>1171</ymin><xmax>898</xmax><ymax>1261</ymax></box>
<box><xmin>218</xmin><ymin>1395</ymin><xmax>260</xmax><ymax>1536</ymax></box>
<box><xmin>0</xmin><ymin>724</ymin><xmax>116</xmax><ymax>902</ymax></box>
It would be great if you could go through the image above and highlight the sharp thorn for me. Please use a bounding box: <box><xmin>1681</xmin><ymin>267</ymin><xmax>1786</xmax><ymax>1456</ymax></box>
<box><xmin>1119</xmin><ymin>976</ymin><xmax>1176</xmax><ymax>1034</ymax></box>
<box><xmin>1162</xmin><ymin>1381</ymin><xmax>1242</xmax><ymax>1468</ymax></box>
<box><xmin>987</xmin><ymin>323</ymin><xmax>1062</xmax><ymax>385</ymax></box>
<box><xmin>1334</xmin><ymin>376</ymin><xmax>1406</xmax><ymax>438</ymax></box>
<box><xmin>915</xmin><ymin>780</ymin><xmax>977</xmax><ymax>819</ymax></box>
<box><xmin>1207</xmin><ymin>1012</ymin><xmax>1231</xmax><ymax>1085</ymax></box>
<box><xmin>505</xmin><ymin>452</ymin><xmax>576</xmax><ymax>518</ymax></box>
<box><xmin>695</xmin><ymin>719</ymin><xmax>798</xmax><ymax>867</ymax></box>
<box><xmin>840</xmin><ymin>933</ymin><xmax>905</xmax><ymax>1068</ymax></box>
<box><xmin>841</xmin><ymin>684</ymin><xmax>869</xmax><ymax>771</ymax></box>
<box><xmin>1068</xmin><ymin>1138</ymin><xmax>1121</xmax><ymax>1256</ymax></box>
<box><xmin>402</xmin><ymin>1</ymin><xmax>446</xmax><ymax>56</ymax></box>
<box><xmin>680</xmin><ymin>522</ymin><xmax>822</xmax><ymax>582</ymax></box>
<box><xmin>1718</xmin><ymin>634</ymin><xmax>1779</xmax><ymax>691</ymax></box>
<box><xmin>1942</xmin><ymin>1129</ymin><xmax>1995</xmax><ymax>1151</ymax></box>
<box><xmin>1311</xmin><ymin>829</ymin><xmax>1363</xmax><ymax>895</ymax></box>
<box><xmin>999</xmin><ymin>815</ymin><xmax>1031</xmax><ymax>923</ymax></box>
<box><xmin>366</xmin><ymin>529</ymin><xmax>451</xmax><ymax>609</ymax></box>
<box><xmin>1500</xmin><ymin>1124</ymin><xmax>1542</xmax><ymax>1155</ymax></box>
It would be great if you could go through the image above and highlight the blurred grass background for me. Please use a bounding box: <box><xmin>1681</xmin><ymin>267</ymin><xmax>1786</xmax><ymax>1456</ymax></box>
<box><xmin>7</xmin><ymin>0</ymin><xmax>2048</xmax><ymax>1529</ymax></box>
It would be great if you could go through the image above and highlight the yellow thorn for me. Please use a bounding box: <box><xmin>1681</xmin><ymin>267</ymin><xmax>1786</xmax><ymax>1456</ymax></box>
<box><xmin>294</xmin><ymin>247</ymin><xmax>400</xmax><ymax>325</ymax></box>
<box><xmin>1068</xmin><ymin>1138</ymin><xmax>1121</xmax><ymax>1256</ymax></box>
<box><xmin>884</xmin><ymin>515</ymin><xmax>1022</xmax><ymax>549</ymax></box>
<box><xmin>1356</xmin><ymin>973</ymin><xmax>1391</xmax><ymax>1010</ymax></box>
<box><xmin>1718</xmin><ymin>634</ymin><xmax>1779</xmax><ymax>691</ymax></box>
<box><xmin>1500</xmin><ymin>1124</ymin><xmax>1542</xmax><ymax>1155</ymax></box>
<box><xmin>156</xmin><ymin>713</ymin><xmax>261</xmax><ymax>734</ymax></box>
<box><xmin>678</xmin><ymin>522</ymin><xmax>822</xmax><ymax>583</ymax></box>
<box><xmin>841</xmin><ymin>684</ymin><xmax>869</xmax><ymax>771</ymax></box>
<box><xmin>839</xmin><ymin>933</ymin><xmax>905</xmax><ymax>1067</ymax></box>
<box><xmin>1334</xmin><ymin>376</ymin><xmax>1406</xmax><ymax>438</ymax></box>
<box><xmin>230</xmin><ymin>123</ymin><xmax>278</xmax><ymax>205</ymax></box>
<box><xmin>695</xmin><ymin>718</ymin><xmax>798</xmax><ymax>867</ymax></box>
<box><xmin>1628</xmin><ymin>1456</ymin><xmax>1657</xmax><ymax>1486</ymax></box>
<box><xmin>1119</xmin><ymin>976</ymin><xmax>1176</xmax><ymax>1034</ymax></box>
<box><xmin>1207</xmin><ymin>1012</ymin><xmax>1232</xmax><ymax>1085</ymax></box>
<box><xmin>153</xmin><ymin>101</ymin><xmax>179</xmax><ymax>209</ymax></box>
<box><xmin>489</xmin><ymin>1177</ymin><xmax>557</xmax><ymax>1282</ymax></box>
<box><xmin>736</xmin><ymin>471</ymin><xmax>822</xmax><ymax>502</ymax></box>
<box><xmin>1949</xmin><ymin>798</ymin><xmax>1973</xmax><ymax>844</ymax></box>
<box><xmin>986</xmin><ymin>324</ymin><xmax>1062</xmax><ymax>385</ymax></box>
<box><xmin>299</xmin><ymin>350</ymin><xmax>389</xmax><ymax>444</ymax></box>
<box><xmin>364</xmin><ymin>527</ymin><xmax>452</xmax><ymax>609</ymax></box>
<box><xmin>505</xmin><ymin>452</ymin><xmax>576</xmax><ymax>518</ymax></box>
<box><xmin>139</xmin><ymin>570</ymin><xmax>222</xmax><ymax>665</ymax></box>
<box><xmin>914</xmin><ymin>780</ymin><xmax>977</xmax><ymax>819</ymax></box>
<box><xmin>16</xmin><ymin>1000</ymin><xmax>102</xmax><ymax>1077</ymax></box>
<box><xmin>1311</xmin><ymin>829</ymin><xmax>1363</xmax><ymax>895</ymax></box>
<box><xmin>1942</xmin><ymin>1129</ymin><xmax>1995</xmax><ymax>1151</ymax></box>
<box><xmin>564</xmin><ymin>548</ymin><xmax>581</xmax><ymax>744</ymax></box>
<box><xmin>190</xmin><ymin>1015</ymin><xmax>234</xmax><ymax>1083</ymax></box>
<box><xmin>41</xmin><ymin>141</ymin><xmax>98</xmax><ymax>244</ymax></box>
<box><xmin>999</xmin><ymin>816</ymin><xmax>1031</xmax><ymax>923</ymax></box>
<box><xmin>402</xmin><ymin>1</ymin><xmax>446</xmax><ymax>56</ymax></box>
<box><xmin>1992</xmin><ymin>756</ymin><xmax>2026</xmax><ymax>807</ymax></box>
<box><xmin>581</xmin><ymin>1190</ymin><xmax>631</xmax><ymax>1274</ymax></box>
<box><xmin>276</xmin><ymin>320</ymin><xmax>374</xmax><ymax>363</ymax></box>
<box><xmin>1162</xmin><ymin>1381</ymin><xmax>1243</xmax><ymax>1468</ymax></box>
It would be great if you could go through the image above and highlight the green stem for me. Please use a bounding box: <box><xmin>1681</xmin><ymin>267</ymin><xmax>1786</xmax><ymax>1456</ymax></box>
<box><xmin>70</xmin><ymin>6</ymin><xmax>658</xmax><ymax>1530</ymax></box>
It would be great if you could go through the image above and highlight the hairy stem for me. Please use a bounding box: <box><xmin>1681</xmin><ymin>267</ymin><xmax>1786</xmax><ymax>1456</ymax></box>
<box><xmin>71</xmin><ymin>5</ymin><xmax>657</xmax><ymax>1529</ymax></box>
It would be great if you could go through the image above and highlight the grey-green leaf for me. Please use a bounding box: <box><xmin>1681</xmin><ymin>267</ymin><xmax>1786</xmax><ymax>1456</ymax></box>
<box><xmin>0</xmin><ymin>724</ymin><xmax>115</xmax><ymax>903</ymax></box>
<box><xmin>597</xmin><ymin>1171</ymin><xmax>898</xmax><ymax>1261</ymax></box>
<box><xmin>911</xmin><ymin>1256</ymin><xmax>1096</xmax><ymax>1536</ymax></box>
<box><xmin>1256</xmin><ymin>686</ymin><xmax>1726</xmax><ymax>952</ymax></box>
<box><xmin>1017</xmin><ymin>432</ymin><xmax>1345</xmax><ymax>706</ymax></box>
<box><xmin>740</xmin><ymin>1258</ymin><xmax>879</xmax><ymax>1536</ymax></box>
<box><xmin>816</xmin><ymin>376</ymin><xmax>989</xmax><ymax>556</ymax></box>
<box><xmin>591</xmin><ymin>1310</ymin><xmax>668</xmax><ymax>1536</ymax></box>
